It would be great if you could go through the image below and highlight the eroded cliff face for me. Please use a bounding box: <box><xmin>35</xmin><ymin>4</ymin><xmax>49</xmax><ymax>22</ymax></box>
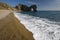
<box><xmin>0</xmin><ymin>12</ymin><xmax>34</xmax><ymax>40</ymax></box>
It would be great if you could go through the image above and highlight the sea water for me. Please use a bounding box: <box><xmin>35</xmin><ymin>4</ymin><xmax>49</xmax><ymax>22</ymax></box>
<box><xmin>14</xmin><ymin>11</ymin><xmax>60</xmax><ymax>40</ymax></box>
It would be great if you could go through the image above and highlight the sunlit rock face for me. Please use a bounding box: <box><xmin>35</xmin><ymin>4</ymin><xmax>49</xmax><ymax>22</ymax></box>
<box><xmin>15</xmin><ymin>4</ymin><xmax>37</xmax><ymax>12</ymax></box>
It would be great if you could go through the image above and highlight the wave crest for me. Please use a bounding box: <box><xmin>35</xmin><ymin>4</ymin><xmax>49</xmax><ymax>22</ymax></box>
<box><xmin>14</xmin><ymin>12</ymin><xmax>60</xmax><ymax>40</ymax></box>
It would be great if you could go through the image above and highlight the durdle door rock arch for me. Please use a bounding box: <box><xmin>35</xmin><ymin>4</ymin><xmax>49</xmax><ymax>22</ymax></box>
<box><xmin>30</xmin><ymin>5</ymin><xmax>37</xmax><ymax>12</ymax></box>
<box><xmin>15</xmin><ymin>4</ymin><xmax>37</xmax><ymax>12</ymax></box>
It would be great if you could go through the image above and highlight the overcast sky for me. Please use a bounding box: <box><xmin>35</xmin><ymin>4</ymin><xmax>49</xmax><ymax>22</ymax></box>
<box><xmin>0</xmin><ymin>0</ymin><xmax>60</xmax><ymax>10</ymax></box>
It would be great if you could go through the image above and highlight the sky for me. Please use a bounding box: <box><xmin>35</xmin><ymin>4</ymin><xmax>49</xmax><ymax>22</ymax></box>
<box><xmin>0</xmin><ymin>0</ymin><xmax>60</xmax><ymax>10</ymax></box>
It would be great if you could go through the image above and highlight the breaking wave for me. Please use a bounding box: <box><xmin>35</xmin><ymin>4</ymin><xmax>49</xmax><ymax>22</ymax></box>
<box><xmin>14</xmin><ymin>12</ymin><xmax>60</xmax><ymax>40</ymax></box>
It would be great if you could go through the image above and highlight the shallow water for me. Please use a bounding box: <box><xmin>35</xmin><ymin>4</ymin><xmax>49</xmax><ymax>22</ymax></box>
<box><xmin>14</xmin><ymin>11</ymin><xmax>60</xmax><ymax>40</ymax></box>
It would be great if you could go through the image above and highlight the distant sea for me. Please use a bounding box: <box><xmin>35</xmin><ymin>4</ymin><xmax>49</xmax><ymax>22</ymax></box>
<box><xmin>14</xmin><ymin>11</ymin><xmax>60</xmax><ymax>40</ymax></box>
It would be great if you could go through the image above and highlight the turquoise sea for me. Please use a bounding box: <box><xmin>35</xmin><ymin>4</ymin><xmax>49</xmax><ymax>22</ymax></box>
<box><xmin>14</xmin><ymin>11</ymin><xmax>60</xmax><ymax>40</ymax></box>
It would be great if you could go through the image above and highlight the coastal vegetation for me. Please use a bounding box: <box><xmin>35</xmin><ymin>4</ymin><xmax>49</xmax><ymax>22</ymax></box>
<box><xmin>0</xmin><ymin>2</ymin><xmax>11</xmax><ymax>9</ymax></box>
<box><xmin>0</xmin><ymin>2</ymin><xmax>16</xmax><ymax>11</ymax></box>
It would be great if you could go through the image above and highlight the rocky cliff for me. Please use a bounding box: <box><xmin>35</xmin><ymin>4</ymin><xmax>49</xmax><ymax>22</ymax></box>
<box><xmin>15</xmin><ymin>4</ymin><xmax>37</xmax><ymax>12</ymax></box>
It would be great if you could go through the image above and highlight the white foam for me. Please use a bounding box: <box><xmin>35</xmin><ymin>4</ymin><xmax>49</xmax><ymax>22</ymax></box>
<box><xmin>14</xmin><ymin>12</ymin><xmax>60</xmax><ymax>40</ymax></box>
